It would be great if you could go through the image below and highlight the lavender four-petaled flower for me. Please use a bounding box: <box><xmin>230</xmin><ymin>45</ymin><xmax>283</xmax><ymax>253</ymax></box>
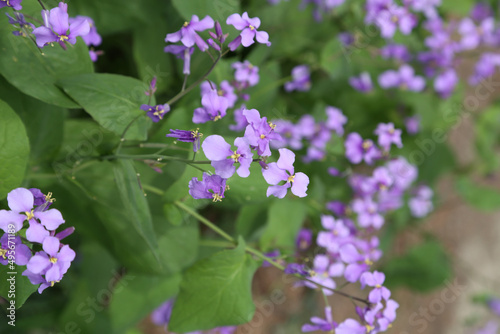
<box><xmin>141</xmin><ymin>103</ymin><xmax>170</xmax><ymax>123</ymax></box>
<box><xmin>165</xmin><ymin>15</ymin><xmax>214</xmax><ymax>51</ymax></box>
<box><xmin>378</xmin><ymin>64</ymin><xmax>425</xmax><ymax>92</ymax></box>
<box><xmin>33</xmin><ymin>2</ymin><xmax>90</xmax><ymax>48</ymax></box>
<box><xmin>344</xmin><ymin>133</ymin><xmax>380</xmax><ymax>165</ymax></box>
<box><xmin>262</xmin><ymin>148</ymin><xmax>309</xmax><ymax>198</ymax></box>
<box><xmin>374</xmin><ymin>122</ymin><xmax>403</xmax><ymax>151</ymax></box>
<box><xmin>188</xmin><ymin>173</ymin><xmax>227</xmax><ymax>202</ymax></box>
<box><xmin>243</xmin><ymin>109</ymin><xmax>282</xmax><ymax>156</ymax></box>
<box><xmin>349</xmin><ymin>72</ymin><xmax>373</xmax><ymax>93</ymax></box>
<box><xmin>301</xmin><ymin>306</ymin><xmax>337</xmax><ymax>332</ymax></box>
<box><xmin>0</xmin><ymin>0</ymin><xmax>22</xmax><ymax>10</ymax></box>
<box><xmin>202</xmin><ymin>135</ymin><xmax>254</xmax><ymax>178</ymax></box>
<box><xmin>284</xmin><ymin>65</ymin><xmax>311</xmax><ymax>92</ymax></box>
<box><xmin>193</xmin><ymin>89</ymin><xmax>229</xmax><ymax>124</ymax></box>
<box><xmin>226</xmin><ymin>12</ymin><xmax>271</xmax><ymax>51</ymax></box>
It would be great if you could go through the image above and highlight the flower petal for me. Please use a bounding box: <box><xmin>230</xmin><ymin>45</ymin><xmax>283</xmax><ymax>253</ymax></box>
<box><xmin>291</xmin><ymin>172</ymin><xmax>309</xmax><ymax>197</ymax></box>
<box><xmin>7</xmin><ymin>188</ymin><xmax>34</xmax><ymax>212</ymax></box>
<box><xmin>34</xmin><ymin>209</ymin><xmax>65</xmax><ymax>230</ymax></box>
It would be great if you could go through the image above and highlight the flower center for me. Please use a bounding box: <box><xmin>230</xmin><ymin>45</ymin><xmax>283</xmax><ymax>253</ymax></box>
<box><xmin>362</xmin><ymin>140</ymin><xmax>372</xmax><ymax>150</ymax></box>
<box><xmin>183</xmin><ymin>21</ymin><xmax>189</xmax><ymax>27</ymax></box>
<box><xmin>212</xmin><ymin>193</ymin><xmax>223</xmax><ymax>202</ymax></box>
<box><xmin>217</xmin><ymin>89</ymin><xmax>224</xmax><ymax>96</ymax></box>
<box><xmin>58</xmin><ymin>34</ymin><xmax>69</xmax><ymax>42</ymax></box>
<box><xmin>268</xmin><ymin>122</ymin><xmax>276</xmax><ymax>129</ymax></box>
<box><xmin>249</xmin><ymin>25</ymin><xmax>255</xmax><ymax>30</ymax></box>
<box><xmin>364</xmin><ymin>258</ymin><xmax>373</xmax><ymax>266</ymax></box>
<box><xmin>213</xmin><ymin>115</ymin><xmax>222</xmax><ymax>121</ymax></box>
<box><xmin>0</xmin><ymin>248</ymin><xmax>7</xmax><ymax>259</ymax></box>
<box><xmin>50</xmin><ymin>257</ymin><xmax>58</xmax><ymax>264</ymax></box>
<box><xmin>191</xmin><ymin>129</ymin><xmax>202</xmax><ymax>139</ymax></box>
<box><xmin>230</xmin><ymin>151</ymin><xmax>241</xmax><ymax>162</ymax></box>
<box><xmin>260</xmin><ymin>134</ymin><xmax>266</xmax><ymax>139</ymax></box>
<box><xmin>287</xmin><ymin>175</ymin><xmax>295</xmax><ymax>183</ymax></box>
<box><xmin>391</xmin><ymin>15</ymin><xmax>398</xmax><ymax>23</ymax></box>
<box><xmin>375</xmin><ymin>284</ymin><xmax>382</xmax><ymax>288</ymax></box>
<box><xmin>366</xmin><ymin>324</ymin><xmax>374</xmax><ymax>333</ymax></box>
<box><xmin>25</xmin><ymin>210</ymin><xmax>34</xmax><ymax>220</ymax></box>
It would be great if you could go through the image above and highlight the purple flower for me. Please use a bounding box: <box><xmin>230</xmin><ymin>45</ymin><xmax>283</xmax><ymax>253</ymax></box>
<box><xmin>0</xmin><ymin>234</ymin><xmax>31</xmax><ymax>266</ymax></box>
<box><xmin>325</xmin><ymin>106</ymin><xmax>347</xmax><ymax>136</ymax></box>
<box><xmin>164</xmin><ymin>45</ymin><xmax>195</xmax><ymax>75</ymax></box>
<box><xmin>0</xmin><ymin>0</ymin><xmax>22</xmax><ymax>10</ymax></box>
<box><xmin>301</xmin><ymin>306</ymin><xmax>337</xmax><ymax>332</ymax></box>
<box><xmin>386</xmin><ymin>157</ymin><xmax>417</xmax><ymax>190</ymax></box>
<box><xmin>339</xmin><ymin>240</ymin><xmax>381</xmax><ymax>282</ymax></box>
<box><xmin>207</xmin><ymin>22</ymin><xmax>229</xmax><ymax>51</ymax></box>
<box><xmin>470</xmin><ymin>3</ymin><xmax>493</xmax><ymax>22</ymax></box>
<box><xmin>317</xmin><ymin>216</ymin><xmax>350</xmax><ymax>254</ymax></box>
<box><xmin>405</xmin><ymin>116</ymin><xmax>420</xmax><ymax>135</ymax></box>
<box><xmin>408</xmin><ymin>185</ymin><xmax>433</xmax><ymax>218</ymax></box>
<box><xmin>201</xmin><ymin>81</ymin><xmax>237</xmax><ymax>109</ymax></box>
<box><xmin>304</xmin><ymin>255</ymin><xmax>343</xmax><ymax>296</ymax></box>
<box><xmin>0</xmin><ymin>188</ymin><xmax>64</xmax><ymax>234</ymax></box>
<box><xmin>476</xmin><ymin>321</ymin><xmax>499</xmax><ymax>334</ymax></box>
<box><xmin>375</xmin><ymin>5</ymin><xmax>416</xmax><ymax>39</ymax></box>
<box><xmin>380</xmin><ymin>44</ymin><xmax>411</xmax><ymax>62</ymax></box>
<box><xmin>487</xmin><ymin>298</ymin><xmax>500</xmax><ymax>316</ymax></box>
<box><xmin>360</xmin><ymin>271</ymin><xmax>391</xmax><ymax>303</ymax></box>
<box><xmin>188</xmin><ymin>173</ymin><xmax>227</xmax><ymax>202</ymax></box>
<box><xmin>262</xmin><ymin>148</ymin><xmax>309</xmax><ymax>198</ymax></box>
<box><xmin>232</xmin><ymin>61</ymin><xmax>259</xmax><ymax>87</ymax></box>
<box><xmin>202</xmin><ymin>135</ymin><xmax>254</xmax><ymax>178</ymax></box>
<box><xmin>284</xmin><ymin>65</ymin><xmax>311</xmax><ymax>92</ymax></box>
<box><xmin>165</xmin><ymin>15</ymin><xmax>214</xmax><ymax>51</ymax></box>
<box><xmin>193</xmin><ymin>89</ymin><xmax>229</xmax><ymax>124</ymax></box>
<box><xmin>349</xmin><ymin>72</ymin><xmax>373</xmax><ymax>93</ymax></box>
<box><xmin>338</xmin><ymin>32</ymin><xmax>354</xmax><ymax>46</ymax></box>
<box><xmin>458</xmin><ymin>17</ymin><xmax>497</xmax><ymax>50</ymax></box>
<box><xmin>344</xmin><ymin>133</ymin><xmax>380</xmax><ymax>165</ymax></box>
<box><xmin>69</xmin><ymin>16</ymin><xmax>101</xmax><ymax>46</ymax></box>
<box><xmin>296</xmin><ymin>228</ymin><xmax>313</xmax><ymax>251</ymax></box>
<box><xmin>434</xmin><ymin>68</ymin><xmax>458</xmax><ymax>98</ymax></box>
<box><xmin>352</xmin><ymin>197</ymin><xmax>384</xmax><ymax>229</ymax></box>
<box><xmin>33</xmin><ymin>2</ymin><xmax>90</xmax><ymax>48</ymax></box>
<box><xmin>166</xmin><ymin>129</ymin><xmax>203</xmax><ymax>152</ymax></box>
<box><xmin>284</xmin><ymin>263</ymin><xmax>308</xmax><ymax>276</ymax></box>
<box><xmin>25</xmin><ymin>236</ymin><xmax>76</xmax><ymax>287</ymax></box>
<box><xmin>226</xmin><ymin>12</ymin><xmax>271</xmax><ymax>51</ymax></box>
<box><xmin>469</xmin><ymin>53</ymin><xmax>500</xmax><ymax>85</ymax></box>
<box><xmin>374</xmin><ymin>122</ymin><xmax>402</xmax><ymax>151</ymax></box>
<box><xmin>151</xmin><ymin>299</ymin><xmax>174</xmax><ymax>326</ymax></box>
<box><xmin>229</xmin><ymin>104</ymin><xmax>249</xmax><ymax>132</ymax></box>
<box><xmin>141</xmin><ymin>103</ymin><xmax>170</xmax><ymax>123</ymax></box>
<box><xmin>243</xmin><ymin>108</ymin><xmax>282</xmax><ymax>156</ymax></box>
<box><xmin>336</xmin><ymin>319</ymin><xmax>366</xmax><ymax>334</ymax></box>
<box><xmin>378</xmin><ymin>64</ymin><xmax>425</xmax><ymax>92</ymax></box>
<box><xmin>6</xmin><ymin>12</ymin><xmax>35</xmax><ymax>36</ymax></box>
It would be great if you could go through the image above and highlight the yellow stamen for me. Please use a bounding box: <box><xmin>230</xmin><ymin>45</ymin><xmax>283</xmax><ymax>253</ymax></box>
<box><xmin>375</xmin><ymin>284</ymin><xmax>382</xmax><ymax>288</ymax></box>
<box><xmin>362</xmin><ymin>140</ymin><xmax>372</xmax><ymax>150</ymax></box>
<box><xmin>287</xmin><ymin>175</ymin><xmax>295</xmax><ymax>183</ymax></box>
<box><xmin>25</xmin><ymin>210</ymin><xmax>34</xmax><ymax>220</ymax></box>
<box><xmin>213</xmin><ymin>115</ymin><xmax>221</xmax><ymax>121</ymax></box>
<box><xmin>260</xmin><ymin>134</ymin><xmax>266</xmax><ymax>139</ymax></box>
<box><xmin>249</xmin><ymin>25</ymin><xmax>255</xmax><ymax>30</ymax></box>
<box><xmin>191</xmin><ymin>129</ymin><xmax>202</xmax><ymax>138</ymax></box>
<box><xmin>364</xmin><ymin>259</ymin><xmax>373</xmax><ymax>266</ymax></box>
<box><xmin>217</xmin><ymin>89</ymin><xmax>224</xmax><ymax>96</ymax></box>
<box><xmin>212</xmin><ymin>193</ymin><xmax>223</xmax><ymax>202</ymax></box>
<box><xmin>183</xmin><ymin>21</ymin><xmax>189</xmax><ymax>27</ymax></box>
<box><xmin>49</xmin><ymin>257</ymin><xmax>58</xmax><ymax>264</ymax></box>
<box><xmin>0</xmin><ymin>249</ymin><xmax>7</xmax><ymax>259</ymax></box>
<box><xmin>268</xmin><ymin>122</ymin><xmax>276</xmax><ymax>129</ymax></box>
<box><xmin>59</xmin><ymin>35</ymin><xmax>69</xmax><ymax>42</ymax></box>
<box><xmin>230</xmin><ymin>151</ymin><xmax>241</xmax><ymax>162</ymax></box>
<box><xmin>366</xmin><ymin>324</ymin><xmax>374</xmax><ymax>333</ymax></box>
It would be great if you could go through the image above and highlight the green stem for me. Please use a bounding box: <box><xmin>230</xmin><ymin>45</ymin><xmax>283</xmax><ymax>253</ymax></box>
<box><xmin>115</xmin><ymin>114</ymin><xmax>142</xmax><ymax>154</ymax></box>
<box><xmin>174</xmin><ymin>200</ymin><xmax>235</xmax><ymax>243</ymax></box>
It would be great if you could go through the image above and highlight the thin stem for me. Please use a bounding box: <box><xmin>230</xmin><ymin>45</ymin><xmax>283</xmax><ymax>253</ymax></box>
<box><xmin>101</xmin><ymin>154</ymin><xmax>212</xmax><ymax>164</ymax></box>
<box><xmin>182</xmin><ymin>74</ymin><xmax>189</xmax><ymax>91</ymax></box>
<box><xmin>199</xmin><ymin>239</ymin><xmax>235</xmax><ymax>248</ymax></box>
<box><xmin>37</xmin><ymin>0</ymin><xmax>47</xmax><ymax>10</ymax></box>
<box><xmin>174</xmin><ymin>200</ymin><xmax>235</xmax><ymax>243</ymax></box>
<box><xmin>115</xmin><ymin>114</ymin><xmax>143</xmax><ymax>154</ymax></box>
<box><xmin>166</xmin><ymin>51</ymin><xmax>222</xmax><ymax>106</ymax></box>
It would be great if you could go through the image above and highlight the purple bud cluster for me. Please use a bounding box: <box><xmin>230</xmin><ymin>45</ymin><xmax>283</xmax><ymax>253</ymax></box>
<box><xmin>0</xmin><ymin>188</ymin><xmax>76</xmax><ymax>293</ymax></box>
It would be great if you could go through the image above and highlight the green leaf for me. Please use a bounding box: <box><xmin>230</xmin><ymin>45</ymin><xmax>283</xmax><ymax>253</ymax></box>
<box><xmin>58</xmin><ymin>73</ymin><xmax>152</xmax><ymax>140</ymax></box>
<box><xmin>0</xmin><ymin>264</ymin><xmax>38</xmax><ymax>309</ymax></box>
<box><xmin>383</xmin><ymin>240</ymin><xmax>452</xmax><ymax>292</ymax></box>
<box><xmin>260</xmin><ymin>198</ymin><xmax>307</xmax><ymax>254</ymax></box>
<box><xmin>113</xmin><ymin>159</ymin><xmax>158</xmax><ymax>251</ymax></box>
<box><xmin>0</xmin><ymin>99</ymin><xmax>30</xmax><ymax>199</ymax></box>
<box><xmin>172</xmin><ymin>0</ymin><xmax>241</xmax><ymax>22</ymax></box>
<box><xmin>235</xmin><ymin>205</ymin><xmax>268</xmax><ymax>241</ymax></box>
<box><xmin>455</xmin><ymin>176</ymin><xmax>500</xmax><ymax>211</ymax></box>
<box><xmin>169</xmin><ymin>237</ymin><xmax>258</xmax><ymax>333</ymax></box>
<box><xmin>0</xmin><ymin>21</ymin><xmax>93</xmax><ymax>108</ymax></box>
<box><xmin>62</xmin><ymin>161</ymin><xmax>162</xmax><ymax>274</ymax></box>
<box><xmin>109</xmin><ymin>273</ymin><xmax>181</xmax><ymax>333</ymax></box>
<box><xmin>221</xmin><ymin>164</ymin><xmax>269</xmax><ymax>205</ymax></box>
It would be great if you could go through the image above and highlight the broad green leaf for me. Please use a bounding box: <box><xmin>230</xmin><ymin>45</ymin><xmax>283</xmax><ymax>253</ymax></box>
<box><xmin>260</xmin><ymin>198</ymin><xmax>307</xmax><ymax>253</ymax></box>
<box><xmin>58</xmin><ymin>73</ymin><xmax>153</xmax><ymax>140</ymax></box>
<box><xmin>172</xmin><ymin>0</ymin><xmax>241</xmax><ymax>22</ymax></box>
<box><xmin>62</xmin><ymin>161</ymin><xmax>162</xmax><ymax>274</ymax></box>
<box><xmin>475</xmin><ymin>105</ymin><xmax>500</xmax><ymax>174</ymax></box>
<box><xmin>109</xmin><ymin>273</ymin><xmax>181</xmax><ymax>333</ymax></box>
<box><xmin>320</xmin><ymin>38</ymin><xmax>348</xmax><ymax>79</ymax></box>
<box><xmin>0</xmin><ymin>264</ymin><xmax>38</xmax><ymax>309</ymax></box>
<box><xmin>455</xmin><ymin>176</ymin><xmax>500</xmax><ymax>211</ymax></box>
<box><xmin>383</xmin><ymin>240</ymin><xmax>452</xmax><ymax>292</ymax></box>
<box><xmin>113</xmin><ymin>159</ymin><xmax>158</xmax><ymax>251</ymax></box>
<box><xmin>169</xmin><ymin>237</ymin><xmax>259</xmax><ymax>333</ymax></box>
<box><xmin>0</xmin><ymin>99</ymin><xmax>30</xmax><ymax>199</ymax></box>
<box><xmin>0</xmin><ymin>22</ymin><xmax>92</xmax><ymax>108</ymax></box>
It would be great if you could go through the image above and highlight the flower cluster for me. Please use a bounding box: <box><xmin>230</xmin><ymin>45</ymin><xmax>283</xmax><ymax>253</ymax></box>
<box><xmin>0</xmin><ymin>188</ymin><xmax>75</xmax><ymax>293</ymax></box>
